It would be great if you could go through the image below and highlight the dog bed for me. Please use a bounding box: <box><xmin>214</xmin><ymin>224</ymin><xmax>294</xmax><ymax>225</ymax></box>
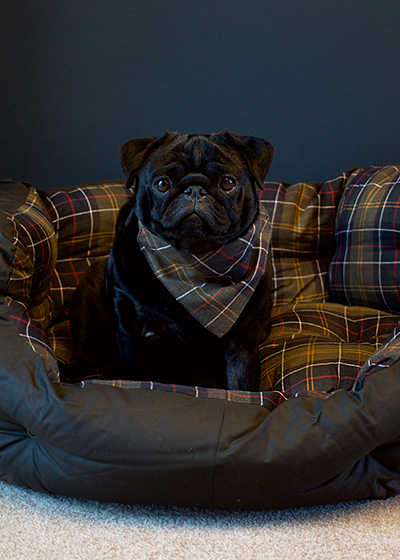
<box><xmin>1</xmin><ymin>166</ymin><xmax>400</xmax><ymax>510</ymax></box>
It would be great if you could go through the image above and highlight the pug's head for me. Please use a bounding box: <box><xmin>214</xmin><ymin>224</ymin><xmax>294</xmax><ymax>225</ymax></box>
<box><xmin>120</xmin><ymin>130</ymin><xmax>274</xmax><ymax>253</ymax></box>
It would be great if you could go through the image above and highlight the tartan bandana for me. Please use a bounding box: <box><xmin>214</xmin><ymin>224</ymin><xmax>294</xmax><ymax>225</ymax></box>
<box><xmin>137</xmin><ymin>203</ymin><xmax>271</xmax><ymax>338</ymax></box>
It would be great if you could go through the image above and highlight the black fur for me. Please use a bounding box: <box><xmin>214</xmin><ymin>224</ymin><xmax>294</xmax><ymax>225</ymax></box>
<box><xmin>60</xmin><ymin>131</ymin><xmax>274</xmax><ymax>390</ymax></box>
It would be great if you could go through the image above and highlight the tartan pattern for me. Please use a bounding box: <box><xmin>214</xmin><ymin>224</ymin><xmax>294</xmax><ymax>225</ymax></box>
<box><xmin>261</xmin><ymin>175</ymin><xmax>348</xmax><ymax>306</ymax></box>
<box><xmin>137</xmin><ymin>204</ymin><xmax>271</xmax><ymax>337</ymax></box>
<box><xmin>329</xmin><ymin>165</ymin><xmax>400</xmax><ymax>313</ymax></box>
<box><xmin>44</xmin><ymin>182</ymin><xmax>129</xmax><ymax>259</ymax></box>
<box><xmin>4</xmin><ymin>187</ymin><xmax>58</xmax><ymax>329</ymax></box>
<box><xmin>44</xmin><ymin>183</ymin><xmax>129</xmax><ymax>317</ymax></box>
<box><xmin>259</xmin><ymin>302</ymin><xmax>398</xmax><ymax>394</ymax></box>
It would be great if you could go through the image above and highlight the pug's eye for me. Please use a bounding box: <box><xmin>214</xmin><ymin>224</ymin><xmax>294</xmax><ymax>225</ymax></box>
<box><xmin>153</xmin><ymin>177</ymin><xmax>172</xmax><ymax>193</ymax></box>
<box><xmin>219</xmin><ymin>175</ymin><xmax>237</xmax><ymax>192</ymax></box>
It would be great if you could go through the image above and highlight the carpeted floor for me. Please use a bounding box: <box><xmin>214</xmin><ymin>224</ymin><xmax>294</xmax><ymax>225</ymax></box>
<box><xmin>0</xmin><ymin>481</ymin><xmax>399</xmax><ymax>559</ymax></box>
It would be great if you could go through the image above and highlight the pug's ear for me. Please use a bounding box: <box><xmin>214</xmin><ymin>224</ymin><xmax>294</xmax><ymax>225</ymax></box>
<box><xmin>119</xmin><ymin>136</ymin><xmax>156</xmax><ymax>192</ymax></box>
<box><xmin>240</xmin><ymin>135</ymin><xmax>275</xmax><ymax>188</ymax></box>
<box><xmin>210</xmin><ymin>131</ymin><xmax>274</xmax><ymax>188</ymax></box>
<box><xmin>119</xmin><ymin>136</ymin><xmax>157</xmax><ymax>176</ymax></box>
<box><xmin>119</xmin><ymin>131</ymin><xmax>180</xmax><ymax>191</ymax></box>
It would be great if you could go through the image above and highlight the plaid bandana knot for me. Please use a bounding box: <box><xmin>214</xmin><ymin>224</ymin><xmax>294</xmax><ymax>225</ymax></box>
<box><xmin>137</xmin><ymin>203</ymin><xmax>271</xmax><ymax>338</ymax></box>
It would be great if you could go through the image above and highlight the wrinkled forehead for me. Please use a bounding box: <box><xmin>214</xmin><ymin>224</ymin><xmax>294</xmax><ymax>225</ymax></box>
<box><xmin>146</xmin><ymin>135</ymin><xmax>244</xmax><ymax>176</ymax></box>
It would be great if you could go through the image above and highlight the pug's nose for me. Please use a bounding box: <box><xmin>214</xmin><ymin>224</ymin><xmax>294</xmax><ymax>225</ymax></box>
<box><xmin>183</xmin><ymin>185</ymin><xmax>208</xmax><ymax>200</ymax></box>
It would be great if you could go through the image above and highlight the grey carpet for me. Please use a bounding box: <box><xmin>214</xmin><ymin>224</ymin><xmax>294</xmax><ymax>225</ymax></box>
<box><xmin>1</xmin><ymin>481</ymin><xmax>399</xmax><ymax>559</ymax></box>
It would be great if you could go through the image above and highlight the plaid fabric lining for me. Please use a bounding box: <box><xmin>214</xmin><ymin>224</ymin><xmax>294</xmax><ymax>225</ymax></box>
<box><xmin>79</xmin><ymin>378</ymin><xmax>291</xmax><ymax>411</ymax></box>
<box><xmin>137</xmin><ymin>204</ymin><xmax>271</xmax><ymax>337</ymax></box>
<box><xmin>261</xmin><ymin>175</ymin><xmax>348</xmax><ymax>306</ymax></box>
<box><xmin>329</xmin><ymin>165</ymin><xmax>400</xmax><ymax>313</ymax></box>
<box><xmin>259</xmin><ymin>302</ymin><xmax>398</xmax><ymax>394</ymax></box>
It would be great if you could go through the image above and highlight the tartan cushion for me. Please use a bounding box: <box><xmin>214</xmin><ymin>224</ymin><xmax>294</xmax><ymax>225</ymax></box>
<box><xmin>261</xmin><ymin>174</ymin><xmax>348</xmax><ymax>307</ymax></box>
<box><xmin>329</xmin><ymin>165</ymin><xmax>400</xmax><ymax>313</ymax></box>
<box><xmin>259</xmin><ymin>302</ymin><xmax>398</xmax><ymax>394</ymax></box>
<box><xmin>4</xmin><ymin>186</ymin><xmax>57</xmax><ymax>330</ymax></box>
<box><xmin>43</xmin><ymin>181</ymin><xmax>129</xmax><ymax>317</ymax></box>
<box><xmin>44</xmin><ymin>181</ymin><xmax>129</xmax><ymax>260</ymax></box>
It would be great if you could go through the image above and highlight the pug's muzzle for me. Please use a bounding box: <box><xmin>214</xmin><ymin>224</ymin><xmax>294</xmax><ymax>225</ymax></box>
<box><xmin>158</xmin><ymin>175</ymin><xmax>240</xmax><ymax>250</ymax></box>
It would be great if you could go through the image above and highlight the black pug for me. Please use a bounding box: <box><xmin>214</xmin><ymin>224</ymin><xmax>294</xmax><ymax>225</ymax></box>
<box><xmin>61</xmin><ymin>131</ymin><xmax>274</xmax><ymax>391</ymax></box>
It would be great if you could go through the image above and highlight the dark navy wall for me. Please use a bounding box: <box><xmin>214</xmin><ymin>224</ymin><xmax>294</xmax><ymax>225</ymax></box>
<box><xmin>1</xmin><ymin>1</ymin><xmax>399</xmax><ymax>189</ymax></box>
